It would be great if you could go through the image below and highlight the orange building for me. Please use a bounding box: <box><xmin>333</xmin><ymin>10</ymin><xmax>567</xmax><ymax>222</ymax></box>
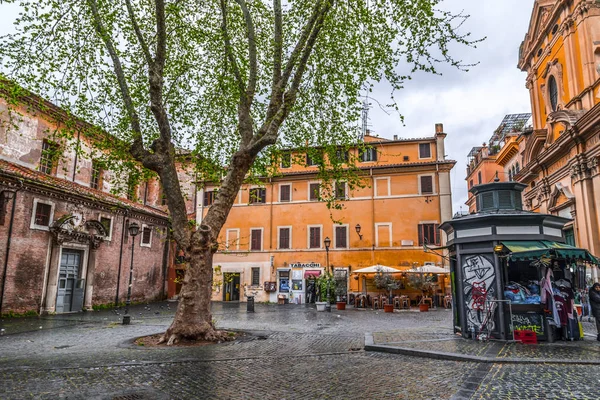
<box><xmin>515</xmin><ymin>0</ymin><xmax>600</xmax><ymax>277</ymax></box>
<box><xmin>191</xmin><ymin>125</ymin><xmax>456</xmax><ymax>303</ymax></box>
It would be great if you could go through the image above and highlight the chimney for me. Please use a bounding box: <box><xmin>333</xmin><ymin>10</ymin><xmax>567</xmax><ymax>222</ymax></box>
<box><xmin>393</xmin><ymin>135</ymin><xmax>398</xmax><ymax>140</ymax></box>
<box><xmin>435</xmin><ymin>123</ymin><xmax>446</xmax><ymax>161</ymax></box>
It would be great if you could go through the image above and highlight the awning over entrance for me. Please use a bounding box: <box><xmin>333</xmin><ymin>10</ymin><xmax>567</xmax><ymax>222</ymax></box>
<box><xmin>501</xmin><ymin>240</ymin><xmax>599</xmax><ymax>264</ymax></box>
<box><xmin>304</xmin><ymin>270</ymin><xmax>322</xmax><ymax>279</ymax></box>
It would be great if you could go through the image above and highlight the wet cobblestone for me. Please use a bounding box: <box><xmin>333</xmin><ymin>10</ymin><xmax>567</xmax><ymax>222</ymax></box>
<box><xmin>1</xmin><ymin>302</ymin><xmax>600</xmax><ymax>399</ymax></box>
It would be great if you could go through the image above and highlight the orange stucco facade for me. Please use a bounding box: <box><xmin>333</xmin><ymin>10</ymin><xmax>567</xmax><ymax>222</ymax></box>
<box><xmin>194</xmin><ymin>126</ymin><xmax>455</xmax><ymax>303</ymax></box>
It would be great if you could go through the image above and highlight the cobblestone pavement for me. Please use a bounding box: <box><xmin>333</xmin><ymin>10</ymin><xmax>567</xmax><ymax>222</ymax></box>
<box><xmin>1</xmin><ymin>303</ymin><xmax>600</xmax><ymax>399</ymax></box>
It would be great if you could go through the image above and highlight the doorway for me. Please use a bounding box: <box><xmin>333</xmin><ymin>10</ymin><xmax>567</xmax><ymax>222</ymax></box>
<box><xmin>56</xmin><ymin>249</ymin><xmax>85</xmax><ymax>313</ymax></box>
<box><xmin>223</xmin><ymin>273</ymin><xmax>241</xmax><ymax>301</ymax></box>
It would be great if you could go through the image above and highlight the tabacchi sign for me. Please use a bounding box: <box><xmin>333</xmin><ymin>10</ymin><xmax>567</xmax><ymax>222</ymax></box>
<box><xmin>289</xmin><ymin>262</ymin><xmax>321</xmax><ymax>269</ymax></box>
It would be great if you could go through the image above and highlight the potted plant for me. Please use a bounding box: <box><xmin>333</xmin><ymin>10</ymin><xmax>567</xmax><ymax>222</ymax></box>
<box><xmin>315</xmin><ymin>273</ymin><xmax>335</xmax><ymax>311</ymax></box>
<box><xmin>373</xmin><ymin>266</ymin><xmax>400</xmax><ymax>313</ymax></box>
<box><xmin>334</xmin><ymin>274</ymin><xmax>347</xmax><ymax>310</ymax></box>
<box><xmin>408</xmin><ymin>273</ymin><xmax>435</xmax><ymax>312</ymax></box>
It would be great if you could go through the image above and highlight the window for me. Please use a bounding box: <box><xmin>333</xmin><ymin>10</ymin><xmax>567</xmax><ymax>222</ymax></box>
<box><xmin>91</xmin><ymin>161</ymin><xmax>103</xmax><ymax>190</ymax></box>
<box><xmin>141</xmin><ymin>225</ymin><xmax>152</xmax><ymax>247</ymax></box>
<box><xmin>100</xmin><ymin>216</ymin><xmax>112</xmax><ymax>240</ymax></box>
<box><xmin>419</xmin><ymin>143</ymin><xmax>431</xmax><ymax>159</ymax></box>
<box><xmin>39</xmin><ymin>140</ymin><xmax>59</xmax><ymax>175</ymax></box>
<box><xmin>226</xmin><ymin>229</ymin><xmax>240</xmax><ymax>250</ymax></box>
<box><xmin>251</xmin><ymin>267</ymin><xmax>260</xmax><ymax>286</ymax></box>
<box><xmin>548</xmin><ymin>75</ymin><xmax>558</xmax><ymax>112</ymax></box>
<box><xmin>279</xmin><ymin>227</ymin><xmax>291</xmax><ymax>249</ymax></box>
<box><xmin>418</xmin><ymin>223</ymin><xmax>440</xmax><ymax>246</ymax></box>
<box><xmin>309</xmin><ymin>183</ymin><xmax>320</xmax><ymax>201</ymax></box>
<box><xmin>335</xmin><ymin>225</ymin><xmax>347</xmax><ymax>249</ymax></box>
<box><xmin>420</xmin><ymin>175</ymin><xmax>433</xmax><ymax>194</ymax></box>
<box><xmin>508</xmin><ymin>169</ymin><xmax>513</xmax><ymax>181</ymax></box>
<box><xmin>515</xmin><ymin>162</ymin><xmax>520</xmax><ymax>174</ymax></box>
<box><xmin>204</xmin><ymin>190</ymin><xmax>217</xmax><ymax>206</ymax></box>
<box><xmin>249</xmin><ymin>188</ymin><xmax>266</xmax><ymax>204</ymax></box>
<box><xmin>279</xmin><ymin>184</ymin><xmax>291</xmax><ymax>202</ymax></box>
<box><xmin>359</xmin><ymin>147</ymin><xmax>377</xmax><ymax>162</ymax></box>
<box><xmin>334</xmin><ymin>181</ymin><xmax>346</xmax><ymax>200</ymax></box>
<box><xmin>477</xmin><ymin>171</ymin><xmax>482</xmax><ymax>185</ymax></box>
<box><xmin>469</xmin><ymin>179</ymin><xmax>474</xmax><ymax>189</ymax></box>
<box><xmin>309</xmin><ymin>226</ymin><xmax>321</xmax><ymax>249</ymax></box>
<box><xmin>34</xmin><ymin>202</ymin><xmax>53</xmax><ymax>227</ymax></box>
<box><xmin>335</xmin><ymin>149</ymin><xmax>349</xmax><ymax>163</ymax></box>
<box><xmin>280</xmin><ymin>152</ymin><xmax>291</xmax><ymax>168</ymax></box>
<box><xmin>250</xmin><ymin>229</ymin><xmax>262</xmax><ymax>251</ymax></box>
<box><xmin>306</xmin><ymin>151</ymin><xmax>321</xmax><ymax>166</ymax></box>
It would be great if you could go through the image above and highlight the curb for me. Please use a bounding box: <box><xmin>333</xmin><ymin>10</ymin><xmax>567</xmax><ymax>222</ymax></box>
<box><xmin>364</xmin><ymin>333</ymin><xmax>600</xmax><ymax>365</ymax></box>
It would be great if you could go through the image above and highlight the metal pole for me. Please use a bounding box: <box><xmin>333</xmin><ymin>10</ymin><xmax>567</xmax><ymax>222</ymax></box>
<box><xmin>123</xmin><ymin>234</ymin><xmax>135</xmax><ymax>325</ymax></box>
<box><xmin>326</xmin><ymin>246</ymin><xmax>331</xmax><ymax>312</ymax></box>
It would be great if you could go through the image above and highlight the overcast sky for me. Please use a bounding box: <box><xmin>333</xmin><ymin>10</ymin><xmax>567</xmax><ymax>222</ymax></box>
<box><xmin>0</xmin><ymin>1</ymin><xmax>535</xmax><ymax>214</ymax></box>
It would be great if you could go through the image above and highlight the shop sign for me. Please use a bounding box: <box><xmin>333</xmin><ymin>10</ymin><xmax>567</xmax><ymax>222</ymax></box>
<box><xmin>290</xmin><ymin>262</ymin><xmax>321</xmax><ymax>269</ymax></box>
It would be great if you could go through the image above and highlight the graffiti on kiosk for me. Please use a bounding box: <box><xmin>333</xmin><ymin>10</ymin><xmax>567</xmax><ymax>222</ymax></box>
<box><xmin>511</xmin><ymin>313</ymin><xmax>544</xmax><ymax>335</ymax></box>
<box><xmin>462</xmin><ymin>254</ymin><xmax>496</xmax><ymax>332</ymax></box>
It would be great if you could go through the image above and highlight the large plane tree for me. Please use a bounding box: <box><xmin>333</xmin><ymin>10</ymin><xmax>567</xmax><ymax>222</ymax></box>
<box><xmin>0</xmin><ymin>0</ymin><xmax>479</xmax><ymax>344</ymax></box>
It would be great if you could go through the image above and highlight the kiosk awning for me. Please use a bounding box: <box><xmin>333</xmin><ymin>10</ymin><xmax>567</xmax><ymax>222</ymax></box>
<box><xmin>304</xmin><ymin>270</ymin><xmax>321</xmax><ymax>278</ymax></box>
<box><xmin>501</xmin><ymin>240</ymin><xmax>599</xmax><ymax>264</ymax></box>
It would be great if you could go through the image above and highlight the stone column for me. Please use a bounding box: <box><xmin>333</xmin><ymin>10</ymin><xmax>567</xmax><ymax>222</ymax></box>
<box><xmin>43</xmin><ymin>240</ymin><xmax>63</xmax><ymax>314</ymax></box>
<box><xmin>84</xmin><ymin>244</ymin><xmax>99</xmax><ymax>311</ymax></box>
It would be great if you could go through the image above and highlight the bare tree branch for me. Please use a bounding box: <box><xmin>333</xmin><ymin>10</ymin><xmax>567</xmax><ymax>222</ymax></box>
<box><xmin>250</xmin><ymin>0</ymin><xmax>334</xmax><ymax>154</ymax></box>
<box><xmin>86</xmin><ymin>0</ymin><xmax>152</xmax><ymax>163</ymax></box>
<box><xmin>124</xmin><ymin>0</ymin><xmax>153</xmax><ymax>66</ymax></box>
<box><xmin>272</xmin><ymin>0</ymin><xmax>282</xmax><ymax>88</ymax></box>
<box><xmin>235</xmin><ymin>0</ymin><xmax>257</xmax><ymax>103</ymax></box>
<box><xmin>220</xmin><ymin>0</ymin><xmax>245</xmax><ymax>94</ymax></box>
<box><xmin>148</xmin><ymin>0</ymin><xmax>172</xmax><ymax>149</ymax></box>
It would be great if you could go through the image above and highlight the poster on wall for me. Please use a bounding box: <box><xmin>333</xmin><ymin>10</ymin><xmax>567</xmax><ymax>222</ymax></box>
<box><xmin>462</xmin><ymin>254</ymin><xmax>497</xmax><ymax>334</ymax></box>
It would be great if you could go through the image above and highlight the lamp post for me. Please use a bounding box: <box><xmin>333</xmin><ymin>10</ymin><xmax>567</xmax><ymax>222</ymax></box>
<box><xmin>324</xmin><ymin>236</ymin><xmax>331</xmax><ymax>312</ymax></box>
<box><xmin>122</xmin><ymin>221</ymin><xmax>140</xmax><ymax>325</ymax></box>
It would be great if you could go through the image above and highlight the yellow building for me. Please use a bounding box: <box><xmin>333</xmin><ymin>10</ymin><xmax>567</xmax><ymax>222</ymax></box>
<box><xmin>197</xmin><ymin>125</ymin><xmax>455</xmax><ymax>303</ymax></box>
<box><xmin>515</xmin><ymin>0</ymin><xmax>600</xmax><ymax>276</ymax></box>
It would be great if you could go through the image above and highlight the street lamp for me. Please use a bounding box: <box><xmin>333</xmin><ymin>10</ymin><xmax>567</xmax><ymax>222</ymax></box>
<box><xmin>354</xmin><ymin>224</ymin><xmax>363</xmax><ymax>240</ymax></box>
<box><xmin>324</xmin><ymin>236</ymin><xmax>331</xmax><ymax>312</ymax></box>
<box><xmin>122</xmin><ymin>221</ymin><xmax>140</xmax><ymax>325</ymax></box>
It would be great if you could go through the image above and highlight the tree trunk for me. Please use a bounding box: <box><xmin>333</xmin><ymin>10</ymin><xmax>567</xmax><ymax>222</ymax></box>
<box><xmin>159</xmin><ymin>239</ymin><xmax>225</xmax><ymax>344</ymax></box>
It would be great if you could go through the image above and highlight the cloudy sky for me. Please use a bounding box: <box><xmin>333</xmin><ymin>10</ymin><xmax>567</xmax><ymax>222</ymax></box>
<box><xmin>0</xmin><ymin>1</ymin><xmax>535</xmax><ymax>214</ymax></box>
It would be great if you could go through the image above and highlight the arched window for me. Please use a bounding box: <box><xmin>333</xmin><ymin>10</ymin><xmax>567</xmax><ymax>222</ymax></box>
<box><xmin>548</xmin><ymin>75</ymin><xmax>558</xmax><ymax>112</ymax></box>
<box><xmin>515</xmin><ymin>162</ymin><xmax>520</xmax><ymax>174</ymax></box>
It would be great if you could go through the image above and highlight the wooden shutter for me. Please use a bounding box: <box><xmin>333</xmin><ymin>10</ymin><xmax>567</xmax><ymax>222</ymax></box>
<box><xmin>419</xmin><ymin>143</ymin><xmax>431</xmax><ymax>158</ymax></box>
<box><xmin>251</xmin><ymin>230</ymin><xmax>261</xmax><ymax>250</ymax></box>
<box><xmin>279</xmin><ymin>228</ymin><xmax>290</xmax><ymax>249</ymax></box>
<box><xmin>310</xmin><ymin>227</ymin><xmax>320</xmax><ymax>248</ymax></box>
<box><xmin>420</xmin><ymin>176</ymin><xmax>433</xmax><ymax>194</ymax></box>
<box><xmin>335</xmin><ymin>226</ymin><xmax>347</xmax><ymax>248</ymax></box>
<box><xmin>203</xmin><ymin>191</ymin><xmax>210</xmax><ymax>206</ymax></box>
<box><xmin>280</xmin><ymin>185</ymin><xmax>290</xmax><ymax>202</ymax></box>
<box><xmin>418</xmin><ymin>224</ymin><xmax>424</xmax><ymax>246</ymax></box>
<box><xmin>434</xmin><ymin>224</ymin><xmax>440</xmax><ymax>245</ymax></box>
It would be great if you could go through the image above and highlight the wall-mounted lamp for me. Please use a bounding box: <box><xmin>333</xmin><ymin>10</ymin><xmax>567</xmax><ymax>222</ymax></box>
<box><xmin>355</xmin><ymin>224</ymin><xmax>363</xmax><ymax>240</ymax></box>
<box><xmin>0</xmin><ymin>190</ymin><xmax>16</xmax><ymax>225</ymax></box>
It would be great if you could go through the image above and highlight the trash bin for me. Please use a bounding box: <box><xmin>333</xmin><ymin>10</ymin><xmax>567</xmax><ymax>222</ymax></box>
<box><xmin>247</xmin><ymin>296</ymin><xmax>255</xmax><ymax>313</ymax></box>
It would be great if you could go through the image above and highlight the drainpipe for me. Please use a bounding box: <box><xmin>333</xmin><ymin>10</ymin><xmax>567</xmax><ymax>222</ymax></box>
<box><xmin>370</xmin><ymin>168</ymin><xmax>375</xmax><ymax>264</ymax></box>
<box><xmin>71</xmin><ymin>130</ymin><xmax>81</xmax><ymax>182</ymax></box>
<box><xmin>0</xmin><ymin>187</ymin><xmax>19</xmax><ymax>315</ymax></box>
<box><xmin>114</xmin><ymin>211</ymin><xmax>128</xmax><ymax>305</ymax></box>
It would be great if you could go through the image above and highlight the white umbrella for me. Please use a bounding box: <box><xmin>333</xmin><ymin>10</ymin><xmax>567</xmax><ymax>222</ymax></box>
<box><xmin>353</xmin><ymin>265</ymin><xmax>401</xmax><ymax>273</ymax></box>
<box><xmin>405</xmin><ymin>265</ymin><xmax>449</xmax><ymax>274</ymax></box>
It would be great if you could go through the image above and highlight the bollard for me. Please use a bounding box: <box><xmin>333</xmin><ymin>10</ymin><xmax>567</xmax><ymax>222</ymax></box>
<box><xmin>247</xmin><ymin>296</ymin><xmax>255</xmax><ymax>313</ymax></box>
